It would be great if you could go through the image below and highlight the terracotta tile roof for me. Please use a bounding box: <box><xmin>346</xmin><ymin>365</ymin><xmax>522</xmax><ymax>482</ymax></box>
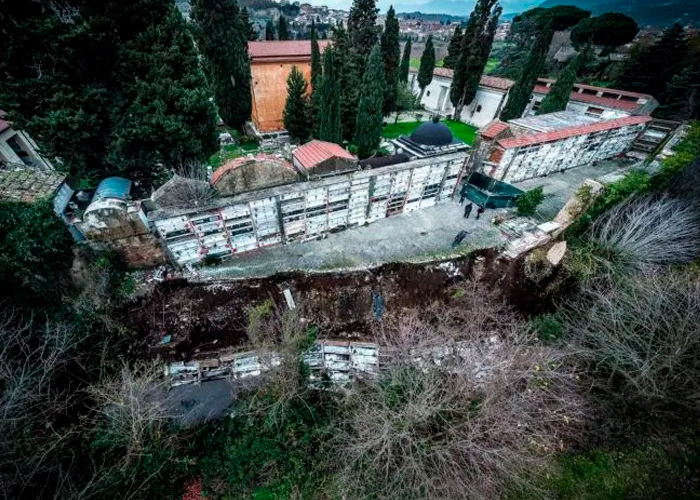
<box><xmin>292</xmin><ymin>140</ymin><xmax>356</xmax><ymax>170</ymax></box>
<box><xmin>0</xmin><ymin>110</ymin><xmax>10</xmax><ymax>134</ymax></box>
<box><xmin>408</xmin><ymin>68</ymin><xmax>514</xmax><ymax>91</ymax></box>
<box><xmin>538</xmin><ymin>78</ymin><xmax>653</xmax><ymax>99</ymax></box>
<box><xmin>480</xmin><ymin>120</ymin><xmax>509</xmax><ymax>140</ymax></box>
<box><xmin>0</xmin><ymin>169</ymin><xmax>65</xmax><ymax>203</ymax></box>
<box><xmin>248</xmin><ymin>40</ymin><xmax>331</xmax><ymax>61</ymax></box>
<box><xmin>497</xmin><ymin>115</ymin><xmax>651</xmax><ymax>150</ymax></box>
<box><xmin>480</xmin><ymin>75</ymin><xmax>515</xmax><ymax>91</ymax></box>
<box><xmin>533</xmin><ymin>85</ymin><xmax>643</xmax><ymax>112</ymax></box>
<box><xmin>210</xmin><ymin>153</ymin><xmax>293</xmax><ymax>185</ymax></box>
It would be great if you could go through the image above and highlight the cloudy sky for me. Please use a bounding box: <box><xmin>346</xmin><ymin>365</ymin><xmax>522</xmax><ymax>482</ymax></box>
<box><xmin>316</xmin><ymin>0</ymin><xmax>545</xmax><ymax>15</ymax></box>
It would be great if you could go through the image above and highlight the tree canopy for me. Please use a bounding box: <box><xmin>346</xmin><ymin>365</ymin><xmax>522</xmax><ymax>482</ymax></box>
<box><xmin>571</xmin><ymin>12</ymin><xmax>638</xmax><ymax>50</ymax></box>
<box><xmin>265</xmin><ymin>20</ymin><xmax>275</xmax><ymax>40</ymax></box>
<box><xmin>417</xmin><ymin>35</ymin><xmax>436</xmax><ymax>99</ymax></box>
<box><xmin>444</xmin><ymin>25</ymin><xmax>463</xmax><ymax>69</ymax></box>
<box><xmin>514</xmin><ymin>5</ymin><xmax>590</xmax><ymax>32</ymax></box>
<box><xmin>536</xmin><ymin>54</ymin><xmax>581</xmax><ymax>115</ymax></box>
<box><xmin>354</xmin><ymin>45</ymin><xmax>385</xmax><ymax>158</ymax></box>
<box><xmin>278</xmin><ymin>16</ymin><xmax>290</xmax><ymax>40</ymax></box>
<box><xmin>0</xmin><ymin>0</ymin><xmax>218</xmax><ymax>191</ymax></box>
<box><xmin>380</xmin><ymin>6</ymin><xmax>401</xmax><ymax>114</ymax></box>
<box><xmin>332</xmin><ymin>22</ymin><xmax>361</xmax><ymax>142</ymax></box>
<box><xmin>241</xmin><ymin>7</ymin><xmax>258</xmax><ymax>41</ymax></box>
<box><xmin>191</xmin><ymin>0</ymin><xmax>253</xmax><ymax>131</ymax></box>
<box><xmin>318</xmin><ymin>48</ymin><xmax>343</xmax><ymax>144</ymax></box>
<box><xmin>399</xmin><ymin>39</ymin><xmax>412</xmax><ymax>83</ymax></box>
<box><xmin>283</xmin><ymin>66</ymin><xmax>311</xmax><ymax>143</ymax></box>
<box><xmin>348</xmin><ymin>0</ymin><xmax>378</xmax><ymax>56</ymax></box>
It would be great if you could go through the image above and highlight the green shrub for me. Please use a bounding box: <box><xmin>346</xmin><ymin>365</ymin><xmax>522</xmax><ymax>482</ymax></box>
<box><xmin>516</xmin><ymin>186</ymin><xmax>545</xmax><ymax>216</ymax></box>
<box><xmin>529</xmin><ymin>313</ymin><xmax>564</xmax><ymax>343</ymax></box>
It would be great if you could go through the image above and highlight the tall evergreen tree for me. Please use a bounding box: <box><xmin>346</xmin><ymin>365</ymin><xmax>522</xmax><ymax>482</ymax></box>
<box><xmin>318</xmin><ymin>48</ymin><xmax>343</xmax><ymax>144</ymax></box>
<box><xmin>283</xmin><ymin>66</ymin><xmax>311</xmax><ymax>142</ymax></box>
<box><xmin>536</xmin><ymin>55</ymin><xmax>581</xmax><ymax>115</ymax></box>
<box><xmin>399</xmin><ymin>39</ymin><xmax>412</xmax><ymax>83</ymax></box>
<box><xmin>0</xmin><ymin>0</ymin><xmax>217</xmax><ymax>190</ymax></box>
<box><xmin>500</xmin><ymin>24</ymin><xmax>553</xmax><ymax>121</ymax></box>
<box><xmin>443</xmin><ymin>25</ymin><xmax>463</xmax><ymax>69</ymax></box>
<box><xmin>311</xmin><ymin>22</ymin><xmax>323</xmax><ymax>85</ymax></box>
<box><xmin>354</xmin><ymin>45</ymin><xmax>385</xmax><ymax>158</ymax></box>
<box><xmin>348</xmin><ymin>0</ymin><xmax>378</xmax><ymax>56</ymax></box>
<box><xmin>659</xmin><ymin>60</ymin><xmax>700</xmax><ymax>120</ymax></box>
<box><xmin>417</xmin><ymin>35</ymin><xmax>436</xmax><ymax>101</ymax></box>
<box><xmin>241</xmin><ymin>7</ymin><xmax>258</xmax><ymax>41</ymax></box>
<box><xmin>617</xmin><ymin>23</ymin><xmax>688</xmax><ymax>100</ymax></box>
<box><xmin>192</xmin><ymin>0</ymin><xmax>252</xmax><ymax>131</ymax></box>
<box><xmin>450</xmin><ymin>0</ymin><xmax>500</xmax><ymax>119</ymax></box>
<box><xmin>265</xmin><ymin>20</ymin><xmax>275</xmax><ymax>40</ymax></box>
<box><xmin>333</xmin><ymin>22</ymin><xmax>361</xmax><ymax>141</ymax></box>
<box><xmin>278</xmin><ymin>16</ymin><xmax>290</xmax><ymax>40</ymax></box>
<box><xmin>380</xmin><ymin>6</ymin><xmax>400</xmax><ymax>114</ymax></box>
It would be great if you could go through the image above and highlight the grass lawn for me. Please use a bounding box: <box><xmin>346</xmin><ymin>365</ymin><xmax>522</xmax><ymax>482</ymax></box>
<box><xmin>208</xmin><ymin>142</ymin><xmax>259</xmax><ymax>168</ymax></box>
<box><xmin>382</xmin><ymin>119</ymin><xmax>478</xmax><ymax>145</ymax></box>
<box><xmin>484</xmin><ymin>58</ymin><xmax>499</xmax><ymax>74</ymax></box>
<box><xmin>410</xmin><ymin>57</ymin><xmax>445</xmax><ymax>68</ymax></box>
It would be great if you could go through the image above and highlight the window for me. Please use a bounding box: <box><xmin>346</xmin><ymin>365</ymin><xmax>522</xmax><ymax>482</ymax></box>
<box><xmin>585</xmin><ymin>106</ymin><xmax>604</xmax><ymax>118</ymax></box>
<box><xmin>476</xmin><ymin>105</ymin><xmax>482</xmax><ymax>113</ymax></box>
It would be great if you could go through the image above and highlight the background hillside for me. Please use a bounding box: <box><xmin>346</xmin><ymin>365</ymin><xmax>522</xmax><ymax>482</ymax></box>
<box><xmin>539</xmin><ymin>0</ymin><xmax>700</xmax><ymax>28</ymax></box>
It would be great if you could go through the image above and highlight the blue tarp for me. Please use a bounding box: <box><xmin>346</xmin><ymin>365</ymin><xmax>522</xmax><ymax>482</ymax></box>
<box><xmin>93</xmin><ymin>177</ymin><xmax>131</xmax><ymax>201</ymax></box>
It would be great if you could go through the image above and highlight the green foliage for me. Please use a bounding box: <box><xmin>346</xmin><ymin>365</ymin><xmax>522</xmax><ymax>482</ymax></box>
<box><xmin>1</xmin><ymin>0</ymin><xmax>218</xmax><ymax>191</ymax></box>
<box><xmin>393</xmin><ymin>82</ymin><xmax>420</xmax><ymax>123</ymax></box>
<box><xmin>318</xmin><ymin>48</ymin><xmax>343</xmax><ymax>144</ymax></box>
<box><xmin>529</xmin><ymin>313</ymin><xmax>564</xmax><ymax>343</ymax></box>
<box><xmin>515</xmin><ymin>5</ymin><xmax>590</xmax><ymax>32</ymax></box>
<box><xmin>536</xmin><ymin>55</ymin><xmax>581</xmax><ymax>115</ymax></box>
<box><xmin>382</xmin><ymin>120</ymin><xmax>478</xmax><ymax>143</ymax></box>
<box><xmin>310</xmin><ymin>22</ymin><xmax>323</xmax><ymax>86</ymax></box>
<box><xmin>380</xmin><ymin>6</ymin><xmax>400</xmax><ymax>113</ymax></box>
<box><xmin>616</xmin><ymin>23</ymin><xmax>688</xmax><ymax>102</ymax></box>
<box><xmin>570</xmin><ymin>12</ymin><xmax>639</xmax><ymax>50</ymax></box>
<box><xmin>347</xmin><ymin>0</ymin><xmax>378</xmax><ymax>56</ymax></box>
<box><xmin>354</xmin><ymin>45</ymin><xmax>385</xmax><ymax>158</ymax></box>
<box><xmin>443</xmin><ymin>24</ymin><xmax>463</xmax><ymax>69</ymax></box>
<box><xmin>278</xmin><ymin>16</ymin><xmax>290</xmax><ymax>40</ymax></box>
<box><xmin>450</xmin><ymin>0</ymin><xmax>501</xmax><ymax>116</ymax></box>
<box><xmin>283</xmin><ymin>66</ymin><xmax>311</xmax><ymax>143</ymax></box>
<box><xmin>192</xmin><ymin>0</ymin><xmax>253</xmax><ymax>131</ymax></box>
<box><xmin>265</xmin><ymin>20</ymin><xmax>275</xmax><ymax>40</ymax></box>
<box><xmin>500</xmin><ymin>26</ymin><xmax>553</xmax><ymax>121</ymax></box>
<box><xmin>516</xmin><ymin>186</ymin><xmax>545</xmax><ymax>216</ymax></box>
<box><xmin>659</xmin><ymin>61</ymin><xmax>700</xmax><ymax>121</ymax></box>
<box><xmin>0</xmin><ymin>199</ymin><xmax>73</xmax><ymax>304</ymax></box>
<box><xmin>417</xmin><ymin>35</ymin><xmax>436</xmax><ymax>97</ymax></box>
<box><xmin>332</xmin><ymin>22</ymin><xmax>361</xmax><ymax>141</ymax></box>
<box><xmin>398</xmin><ymin>39</ymin><xmax>412</xmax><ymax>83</ymax></box>
<box><xmin>241</xmin><ymin>7</ymin><xmax>258</xmax><ymax>41</ymax></box>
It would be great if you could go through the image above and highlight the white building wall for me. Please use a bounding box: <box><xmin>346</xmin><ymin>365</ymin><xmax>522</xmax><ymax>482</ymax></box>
<box><xmin>525</xmin><ymin>93</ymin><xmax>630</xmax><ymax>120</ymax></box>
<box><xmin>0</xmin><ymin>128</ymin><xmax>54</xmax><ymax>170</ymax></box>
<box><xmin>484</xmin><ymin>123</ymin><xmax>646</xmax><ymax>183</ymax></box>
<box><xmin>408</xmin><ymin>73</ymin><xmax>508</xmax><ymax>129</ymax></box>
<box><xmin>154</xmin><ymin>152</ymin><xmax>468</xmax><ymax>266</ymax></box>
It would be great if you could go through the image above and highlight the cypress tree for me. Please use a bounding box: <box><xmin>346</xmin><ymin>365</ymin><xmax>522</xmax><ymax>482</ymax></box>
<box><xmin>399</xmin><ymin>38</ymin><xmax>412</xmax><ymax>83</ymax></box>
<box><xmin>278</xmin><ymin>16</ymin><xmax>290</xmax><ymax>40</ymax></box>
<box><xmin>354</xmin><ymin>45</ymin><xmax>385</xmax><ymax>158</ymax></box>
<box><xmin>333</xmin><ymin>22</ymin><xmax>361</xmax><ymax>141</ymax></box>
<box><xmin>265</xmin><ymin>20</ymin><xmax>275</xmax><ymax>40</ymax></box>
<box><xmin>192</xmin><ymin>0</ymin><xmax>252</xmax><ymax>131</ymax></box>
<box><xmin>348</xmin><ymin>0</ymin><xmax>378</xmax><ymax>56</ymax></box>
<box><xmin>500</xmin><ymin>24</ymin><xmax>552</xmax><ymax>121</ymax></box>
<box><xmin>450</xmin><ymin>0</ymin><xmax>500</xmax><ymax>119</ymax></box>
<box><xmin>536</xmin><ymin>55</ymin><xmax>581</xmax><ymax>115</ymax></box>
<box><xmin>443</xmin><ymin>25</ymin><xmax>463</xmax><ymax>69</ymax></box>
<box><xmin>311</xmin><ymin>22</ymin><xmax>323</xmax><ymax>85</ymax></box>
<box><xmin>380</xmin><ymin>6</ymin><xmax>400</xmax><ymax>114</ymax></box>
<box><xmin>241</xmin><ymin>7</ymin><xmax>258</xmax><ymax>41</ymax></box>
<box><xmin>318</xmin><ymin>48</ymin><xmax>343</xmax><ymax>144</ymax></box>
<box><xmin>283</xmin><ymin>66</ymin><xmax>311</xmax><ymax>143</ymax></box>
<box><xmin>417</xmin><ymin>35</ymin><xmax>436</xmax><ymax>101</ymax></box>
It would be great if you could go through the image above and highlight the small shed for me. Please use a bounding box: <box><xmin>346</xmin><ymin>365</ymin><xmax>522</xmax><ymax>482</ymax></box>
<box><xmin>292</xmin><ymin>140</ymin><xmax>358</xmax><ymax>179</ymax></box>
<box><xmin>462</xmin><ymin>172</ymin><xmax>523</xmax><ymax>209</ymax></box>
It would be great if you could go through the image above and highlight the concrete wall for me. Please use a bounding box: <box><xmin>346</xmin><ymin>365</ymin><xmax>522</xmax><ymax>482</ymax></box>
<box><xmin>214</xmin><ymin>160</ymin><xmax>298</xmax><ymax>196</ymax></box>
<box><xmin>152</xmin><ymin>152</ymin><xmax>468</xmax><ymax>266</ymax></box>
<box><xmin>525</xmin><ymin>93</ymin><xmax>629</xmax><ymax>120</ymax></box>
<box><xmin>408</xmin><ymin>73</ymin><xmax>508</xmax><ymax>128</ymax></box>
<box><xmin>483</xmin><ymin>122</ymin><xmax>646</xmax><ymax>183</ymax></box>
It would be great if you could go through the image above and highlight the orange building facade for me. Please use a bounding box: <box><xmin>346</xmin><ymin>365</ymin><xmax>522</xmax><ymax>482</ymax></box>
<box><xmin>248</xmin><ymin>40</ymin><xmax>330</xmax><ymax>133</ymax></box>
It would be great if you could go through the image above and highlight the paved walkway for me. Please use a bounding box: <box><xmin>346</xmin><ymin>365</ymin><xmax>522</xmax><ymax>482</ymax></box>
<box><xmin>202</xmin><ymin>158</ymin><xmax>637</xmax><ymax>279</ymax></box>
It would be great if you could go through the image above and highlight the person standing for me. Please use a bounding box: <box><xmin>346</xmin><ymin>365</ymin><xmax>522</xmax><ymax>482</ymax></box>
<box><xmin>463</xmin><ymin>202</ymin><xmax>473</xmax><ymax>218</ymax></box>
<box><xmin>475</xmin><ymin>205</ymin><xmax>485</xmax><ymax>220</ymax></box>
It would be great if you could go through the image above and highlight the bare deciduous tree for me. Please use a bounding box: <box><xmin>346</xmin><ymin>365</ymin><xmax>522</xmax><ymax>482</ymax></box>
<box><xmin>153</xmin><ymin>160</ymin><xmax>214</xmax><ymax>209</ymax></box>
<box><xmin>333</xmin><ymin>285</ymin><xmax>588</xmax><ymax>500</ymax></box>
